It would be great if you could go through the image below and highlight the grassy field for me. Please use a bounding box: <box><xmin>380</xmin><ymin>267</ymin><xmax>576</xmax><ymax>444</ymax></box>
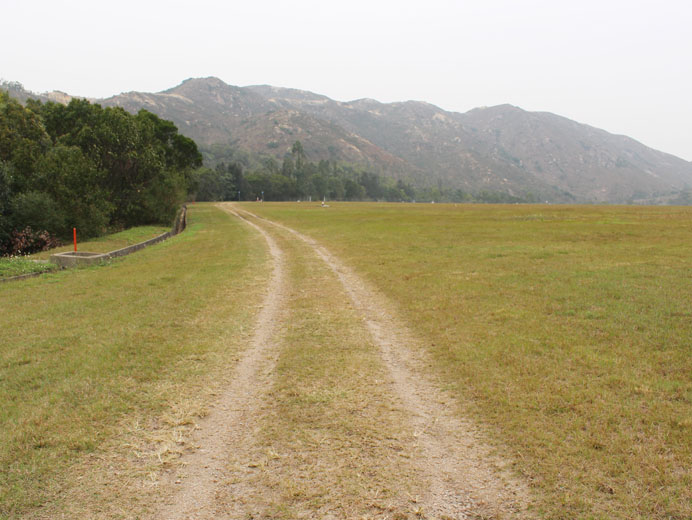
<box><xmin>0</xmin><ymin>205</ymin><xmax>268</xmax><ymax>519</ymax></box>
<box><xmin>247</xmin><ymin>202</ymin><xmax>692</xmax><ymax>520</ymax></box>
<box><xmin>3</xmin><ymin>201</ymin><xmax>691</xmax><ymax>519</ymax></box>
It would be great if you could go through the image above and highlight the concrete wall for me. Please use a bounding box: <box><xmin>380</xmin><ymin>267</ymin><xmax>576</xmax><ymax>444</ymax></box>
<box><xmin>50</xmin><ymin>205</ymin><xmax>187</xmax><ymax>269</ymax></box>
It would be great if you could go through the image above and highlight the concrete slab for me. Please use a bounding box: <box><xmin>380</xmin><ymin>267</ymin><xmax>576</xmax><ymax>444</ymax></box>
<box><xmin>50</xmin><ymin>251</ymin><xmax>108</xmax><ymax>268</ymax></box>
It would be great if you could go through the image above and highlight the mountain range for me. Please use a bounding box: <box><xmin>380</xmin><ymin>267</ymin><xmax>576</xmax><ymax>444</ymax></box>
<box><xmin>4</xmin><ymin>77</ymin><xmax>692</xmax><ymax>203</ymax></box>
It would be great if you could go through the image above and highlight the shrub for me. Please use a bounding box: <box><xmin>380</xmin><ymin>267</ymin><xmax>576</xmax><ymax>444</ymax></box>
<box><xmin>7</xmin><ymin>226</ymin><xmax>61</xmax><ymax>255</ymax></box>
<box><xmin>10</xmin><ymin>191</ymin><xmax>66</xmax><ymax>236</ymax></box>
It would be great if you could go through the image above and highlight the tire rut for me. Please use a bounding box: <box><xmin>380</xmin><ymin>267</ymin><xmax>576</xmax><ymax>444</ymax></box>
<box><xmin>152</xmin><ymin>205</ymin><xmax>287</xmax><ymax>520</ymax></box>
<box><xmin>233</xmin><ymin>205</ymin><xmax>533</xmax><ymax>520</ymax></box>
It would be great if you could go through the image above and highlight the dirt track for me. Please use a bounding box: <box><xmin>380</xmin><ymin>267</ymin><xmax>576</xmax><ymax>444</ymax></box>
<box><xmin>154</xmin><ymin>206</ymin><xmax>288</xmax><ymax>519</ymax></box>
<box><xmin>152</xmin><ymin>203</ymin><xmax>532</xmax><ymax>519</ymax></box>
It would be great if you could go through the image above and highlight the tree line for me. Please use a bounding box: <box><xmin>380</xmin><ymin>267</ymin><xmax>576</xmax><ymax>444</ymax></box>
<box><xmin>0</xmin><ymin>92</ymin><xmax>201</xmax><ymax>255</ymax></box>
<box><xmin>194</xmin><ymin>140</ymin><xmax>414</xmax><ymax>202</ymax></box>
<box><xmin>194</xmin><ymin>141</ymin><xmax>539</xmax><ymax>204</ymax></box>
<box><xmin>1</xmin><ymin>88</ymin><xmax>540</xmax><ymax>256</ymax></box>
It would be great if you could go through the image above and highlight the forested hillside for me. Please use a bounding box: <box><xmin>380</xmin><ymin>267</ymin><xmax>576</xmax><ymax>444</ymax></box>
<box><xmin>0</xmin><ymin>92</ymin><xmax>200</xmax><ymax>255</ymax></box>
<box><xmin>195</xmin><ymin>140</ymin><xmax>533</xmax><ymax>204</ymax></box>
<box><xmin>6</xmin><ymin>78</ymin><xmax>692</xmax><ymax>204</ymax></box>
<box><xmin>102</xmin><ymin>77</ymin><xmax>692</xmax><ymax>204</ymax></box>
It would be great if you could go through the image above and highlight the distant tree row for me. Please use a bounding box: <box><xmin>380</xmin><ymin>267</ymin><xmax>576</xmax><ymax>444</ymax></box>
<box><xmin>194</xmin><ymin>141</ymin><xmax>416</xmax><ymax>202</ymax></box>
<box><xmin>0</xmin><ymin>92</ymin><xmax>201</xmax><ymax>255</ymax></box>
<box><xmin>194</xmin><ymin>141</ymin><xmax>539</xmax><ymax>204</ymax></box>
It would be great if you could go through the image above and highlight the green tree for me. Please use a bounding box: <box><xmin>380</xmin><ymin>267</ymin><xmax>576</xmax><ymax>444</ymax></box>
<box><xmin>327</xmin><ymin>176</ymin><xmax>345</xmax><ymax>200</ymax></box>
<box><xmin>281</xmin><ymin>155</ymin><xmax>293</xmax><ymax>177</ymax></box>
<box><xmin>0</xmin><ymin>161</ymin><xmax>15</xmax><ymax>249</ymax></box>
<box><xmin>396</xmin><ymin>179</ymin><xmax>415</xmax><ymax>201</ymax></box>
<box><xmin>9</xmin><ymin>191</ymin><xmax>65</xmax><ymax>236</ymax></box>
<box><xmin>38</xmin><ymin>100</ymin><xmax>201</xmax><ymax>226</ymax></box>
<box><xmin>344</xmin><ymin>179</ymin><xmax>365</xmax><ymax>200</ymax></box>
<box><xmin>267</xmin><ymin>173</ymin><xmax>296</xmax><ymax>200</ymax></box>
<box><xmin>35</xmin><ymin>145</ymin><xmax>111</xmax><ymax>237</ymax></box>
<box><xmin>0</xmin><ymin>92</ymin><xmax>49</xmax><ymax>191</ymax></box>
<box><xmin>0</xmin><ymin>93</ymin><xmax>201</xmax><ymax>253</ymax></box>
<box><xmin>291</xmin><ymin>140</ymin><xmax>305</xmax><ymax>160</ymax></box>
<box><xmin>359</xmin><ymin>172</ymin><xmax>383</xmax><ymax>200</ymax></box>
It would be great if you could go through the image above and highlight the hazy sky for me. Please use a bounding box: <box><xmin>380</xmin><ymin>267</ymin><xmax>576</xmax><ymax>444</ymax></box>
<box><xmin>3</xmin><ymin>0</ymin><xmax>691</xmax><ymax>160</ymax></box>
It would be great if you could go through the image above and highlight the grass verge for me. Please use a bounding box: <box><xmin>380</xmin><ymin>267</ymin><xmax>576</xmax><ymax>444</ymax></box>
<box><xmin>28</xmin><ymin>225</ymin><xmax>169</xmax><ymax>260</ymax></box>
<box><xmin>0</xmin><ymin>258</ymin><xmax>56</xmax><ymax>279</ymax></box>
<box><xmin>0</xmin><ymin>204</ymin><xmax>268</xmax><ymax>519</ymax></box>
<box><xmin>247</xmin><ymin>202</ymin><xmax>692</xmax><ymax>520</ymax></box>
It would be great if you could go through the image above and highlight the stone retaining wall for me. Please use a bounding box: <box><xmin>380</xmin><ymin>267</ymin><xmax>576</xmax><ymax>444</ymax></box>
<box><xmin>2</xmin><ymin>206</ymin><xmax>188</xmax><ymax>281</ymax></box>
<box><xmin>0</xmin><ymin>270</ymin><xmax>47</xmax><ymax>284</ymax></box>
<box><xmin>1</xmin><ymin>206</ymin><xmax>189</xmax><ymax>280</ymax></box>
<box><xmin>51</xmin><ymin>205</ymin><xmax>187</xmax><ymax>268</ymax></box>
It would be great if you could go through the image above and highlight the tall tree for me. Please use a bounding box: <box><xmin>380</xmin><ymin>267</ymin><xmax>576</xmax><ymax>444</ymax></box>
<box><xmin>0</xmin><ymin>92</ymin><xmax>202</xmax><ymax>254</ymax></box>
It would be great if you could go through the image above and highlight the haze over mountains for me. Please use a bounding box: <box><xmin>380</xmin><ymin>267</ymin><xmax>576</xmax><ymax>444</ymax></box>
<box><xmin>5</xmin><ymin>77</ymin><xmax>692</xmax><ymax>203</ymax></box>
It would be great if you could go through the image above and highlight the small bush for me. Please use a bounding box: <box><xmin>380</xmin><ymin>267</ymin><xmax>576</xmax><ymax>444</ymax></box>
<box><xmin>10</xmin><ymin>191</ymin><xmax>66</xmax><ymax>236</ymax></box>
<box><xmin>7</xmin><ymin>227</ymin><xmax>62</xmax><ymax>255</ymax></box>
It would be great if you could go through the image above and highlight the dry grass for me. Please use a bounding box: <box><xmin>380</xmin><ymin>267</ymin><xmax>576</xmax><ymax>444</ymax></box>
<box><xmin>247</xmin><ymin>202</ymin><xmax>692</xmax><ymax>520</ymax></box>
<box><xmin>6</xmin><ymin>201</ymin><xmax>691</xmax><ymax>519</ymax></box>
<box><xmin>0</xmin><ymin>205</ymin><xmax>269</xmax><ymax>519</ymax></box>
<box><xmin>218</xmin><ymin>222</ymin><xmax>425</xmax><ymax>518</ymax></box>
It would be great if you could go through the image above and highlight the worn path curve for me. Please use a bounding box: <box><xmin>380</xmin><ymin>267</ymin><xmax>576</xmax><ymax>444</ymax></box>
<box><xmin>153</xmin><ymin>205</ymin><xmax>288</xmax><ymax>520</ymax></box>
<box><xmin>232</xmin><ymin>205</ymin><xmax>532</xmax><ymax>519</ymax></box>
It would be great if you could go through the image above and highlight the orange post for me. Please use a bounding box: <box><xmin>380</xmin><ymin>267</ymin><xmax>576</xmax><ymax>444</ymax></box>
<box><xmin>73</xmin><ymin>228</ymin><xmax>77</xmax><ymax>252</ymax></box>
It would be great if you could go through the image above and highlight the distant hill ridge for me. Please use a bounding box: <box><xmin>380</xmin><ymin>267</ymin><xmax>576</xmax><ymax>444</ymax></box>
<box><xmin>4</xmin><ymin>77</ymin><xmax>692</xmax><ymax>203</ymax></box>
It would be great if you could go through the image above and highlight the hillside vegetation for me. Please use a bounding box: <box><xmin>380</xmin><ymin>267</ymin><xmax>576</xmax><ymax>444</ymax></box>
<box><xmin>0</xmin><ymin>91</ymin><xmax>200</xmax><ymax>255</ymax></box>
<box><xmin>7</xmin><ymin>78</ymin><xmax>692</xmax><ymax>204</ymax></box>
<box><xmin>194</xmin><ymin>140</ymin><xmax>535</xmax><ymax>204</ymax></box>
<box><xmin>98</xmin><ymin>77</ymin><xmax>692</xmax><ymax>204</ymax></box>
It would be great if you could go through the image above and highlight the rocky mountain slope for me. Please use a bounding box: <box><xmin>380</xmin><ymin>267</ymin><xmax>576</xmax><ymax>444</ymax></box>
<box><xmin>5</xmin><ymin>78</ymin><xmax>691</xmax><ymax>203</ymax></box>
